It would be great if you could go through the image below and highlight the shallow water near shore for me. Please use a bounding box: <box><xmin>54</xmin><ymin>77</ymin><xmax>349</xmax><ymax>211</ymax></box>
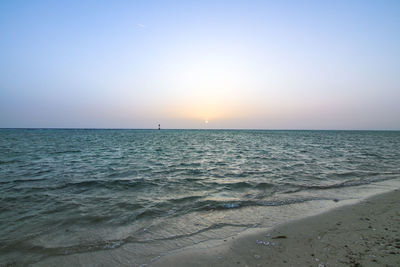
<box><xmin>1</xmin><ymin>129</ymin><xmax>400</xmax><ymax>265</ymax></box>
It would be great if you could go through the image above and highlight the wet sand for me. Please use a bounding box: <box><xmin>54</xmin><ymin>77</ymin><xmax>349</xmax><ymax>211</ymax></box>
<box><xmin>151</xmin><ymin>189</ymin><xmax>400</xmax><ymax>267</ymax></box>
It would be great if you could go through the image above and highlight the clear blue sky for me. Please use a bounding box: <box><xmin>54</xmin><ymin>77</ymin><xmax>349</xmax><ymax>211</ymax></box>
<box><xmin>1</xmin><ymin>0</ymin><xmax>399</xmax><ymax>129</ymax></box>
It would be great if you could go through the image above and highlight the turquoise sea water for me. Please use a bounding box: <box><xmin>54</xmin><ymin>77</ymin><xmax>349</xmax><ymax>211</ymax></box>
<box><xmin>1</xmin><ymin>129</ymin><xmax>400</xmax><ymax>265</ymax></box>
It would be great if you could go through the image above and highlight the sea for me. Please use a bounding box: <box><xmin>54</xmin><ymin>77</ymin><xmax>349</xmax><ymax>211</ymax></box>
<box><xmin>1</xmin><ymin>129</ymin><xmax>399</xmax><ymax>266</ymax></box>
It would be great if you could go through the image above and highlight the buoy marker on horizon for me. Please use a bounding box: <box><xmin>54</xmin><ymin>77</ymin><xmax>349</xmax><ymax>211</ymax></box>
<box><xmin>158</xmin><ymin>124</ymin><xmax>161</xmax><ymax>130</ymax></box>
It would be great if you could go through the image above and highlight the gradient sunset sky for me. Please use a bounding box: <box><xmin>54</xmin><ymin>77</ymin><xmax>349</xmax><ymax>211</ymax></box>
<box><xmin>1</xmin><ymin>0</ymin><xmax>399</xmax><ymax>129</ymax></box>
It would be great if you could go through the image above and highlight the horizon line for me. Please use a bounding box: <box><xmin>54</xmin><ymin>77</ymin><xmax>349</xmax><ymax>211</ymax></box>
<box><xmin>1</xmin><ymin>127</ymin><xmax>399</xmax><ymax>131</ymax></box>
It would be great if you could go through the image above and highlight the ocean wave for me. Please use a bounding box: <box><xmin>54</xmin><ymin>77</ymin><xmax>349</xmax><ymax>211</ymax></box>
<box><xmin>205</xmin><ymin>181</ymin><xmax>274</xmax><ymax>190</ymax></box>
<box><xmin>55</xmin><ymin>178</ymin><xmax>156</xmax><ymax>191</ymax></box>
<box><xmin>286</xmin><ymin>175</ymin><xmax>398</xmax><ymax>191</ymax></box>
<box><xmin>0</xmin><ymin>177</ymin><xmax>48</xmax><ymax>184</ymax></box>
<box><xmin>52</xmin><ymin>150</ymin><xmax>82</xmax><ymax>154</ymax></box>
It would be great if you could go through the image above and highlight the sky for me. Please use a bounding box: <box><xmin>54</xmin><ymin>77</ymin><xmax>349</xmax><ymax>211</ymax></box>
<box><xmin>0</xmin><ymin>0</ymin><xmax>399</xmax><ymax>129</ymax></box>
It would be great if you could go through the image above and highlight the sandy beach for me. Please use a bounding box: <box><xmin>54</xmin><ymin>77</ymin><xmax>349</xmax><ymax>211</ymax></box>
<box><xmin>151</xmin><ymin>189</ymin><xmax>400</xmax><ymax>267</ymax></box>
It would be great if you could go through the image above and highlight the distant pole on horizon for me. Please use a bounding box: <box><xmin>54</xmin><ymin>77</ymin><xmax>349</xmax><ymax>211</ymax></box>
<box><xmin>158</xmin><ymin>124</ymin><xmax>161</xmax><ymax>130</ymax></box>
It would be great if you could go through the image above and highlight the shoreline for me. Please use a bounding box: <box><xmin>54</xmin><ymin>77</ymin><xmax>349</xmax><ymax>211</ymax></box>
<box><xmin>29</xmin><ymin>180</ymin><xmax>400</xmax><ymax>267</ymax></box>
<box><xmin>150</xmin><ymin>188</ymin><xmax>400</xmax><ymax>267</ymax></box>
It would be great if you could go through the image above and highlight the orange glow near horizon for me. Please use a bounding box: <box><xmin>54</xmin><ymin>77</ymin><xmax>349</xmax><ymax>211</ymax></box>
<box><xmin>162</xmin><ymin>99</ymin><xmax>260</xmax><ymax>122</ymax></box>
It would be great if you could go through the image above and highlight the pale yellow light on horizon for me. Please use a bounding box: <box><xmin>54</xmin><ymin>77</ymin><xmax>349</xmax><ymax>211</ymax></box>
<box><xmin>112</xmin><ymin>43</ymin><xmax>285</xmax><ymax>126</ymax></box>
<box><xmin>150</xmin><ymin>49</ymin><xmax>265</xmax><ymax>122</ymax></box>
